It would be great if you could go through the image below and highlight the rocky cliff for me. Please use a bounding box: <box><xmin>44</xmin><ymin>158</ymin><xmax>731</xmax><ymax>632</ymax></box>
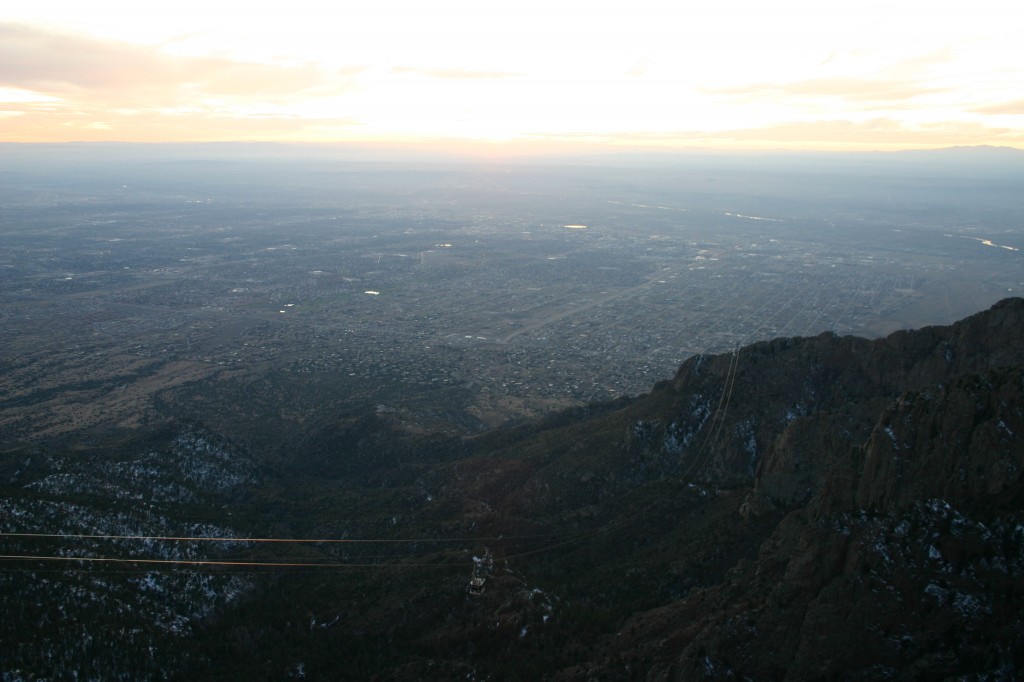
<box><xmin>555</xmin><ymin>301</ymin><xmax>1024</xmax><ymax>680</ymax></box>
<box><xmin>618</xmin><ymin>297</ymin><xmax>1024</xmax><ymax>501</ymax></box>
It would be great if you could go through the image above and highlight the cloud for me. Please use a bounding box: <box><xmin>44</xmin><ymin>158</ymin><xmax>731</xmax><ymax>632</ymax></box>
<box><xmin>2</xmin><ymin>21</ymin><xmax>1017</xmax><ymax>150</ymax></box>
<box><xmin>390</xmin><ymin>66</ymin><xmax>520</xmax><ymax>79</ymax></box>
<box><xmin>0</xmin><ymin>102</ymin><xmax>365</xmax><ymax>142</ymax></box>
<box><xmin>188</xmin><ymin>59</ymin><xmax>329</xmax><ymax>98</ymax></box>
<box><xmin>0</xmin><ymin>23</ymin><xmax>346</xmax><ymax>104</ymax></box>
<box><xmin>707</xmin><ymin>77</ymin><xmax>944</xmax><ymax>104</ymax></box>
<box><xmin>718</xmin><ymin>118</ymin><xmax>937</xmax><ymax>144</ymax></box>
<box><xmin>0</xmin><ymin>23</ymin><xmax>157</xmax><ymax>92</ymax></box>
<box><xmin>0</xmin><ymin>22</ymin><xmax>370</xmax><ymax>141</ymax></box>
<box><xmin>706</xmin><ymin>49</ymin><xmax>959</xmax><ymax>108</ymax></box>
<box><xmin>973</xmin><ymin>100</ymin><xmax>1024</xmax><ymax>115</ymax></box>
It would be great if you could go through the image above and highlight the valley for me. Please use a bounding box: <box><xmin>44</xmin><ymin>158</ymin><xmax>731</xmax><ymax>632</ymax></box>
<box><xmin>3</xmin><ymin>153</ymin><xmax>1020</xmax><ymax>447</ymax></box>
<box><xmin>1</xmin><ymin>148</ymin><xmax>1023</xmax><ymax>679</ymax></box>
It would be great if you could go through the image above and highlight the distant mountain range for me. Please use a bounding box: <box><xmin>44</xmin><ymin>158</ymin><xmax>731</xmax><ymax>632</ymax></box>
<box><xmin>3</xmin><ymin>141</ymin><xmax>1023</xmax><ymax>169</ymax></box>
<box><xmin>2</xmin><ymin>299</ymin><xmax>1022</xmax><ymax>679</ymax></box>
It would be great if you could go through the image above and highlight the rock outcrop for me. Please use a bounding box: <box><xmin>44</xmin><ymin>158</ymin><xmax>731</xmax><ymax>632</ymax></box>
<box><xmin>558</xmin><ymin>301</ymin><xmax>1024</xmax><ymax>680</ymax></box>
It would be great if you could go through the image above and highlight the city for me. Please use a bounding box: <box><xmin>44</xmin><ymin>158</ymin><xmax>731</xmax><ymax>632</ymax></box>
<box><xmin>2</xmin><ymin>153</ymin><xmax>1020</xmax><ymax>448</ymax></box>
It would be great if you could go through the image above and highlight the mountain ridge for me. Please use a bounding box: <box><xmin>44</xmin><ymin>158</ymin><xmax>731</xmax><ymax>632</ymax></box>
<box><xmin>2</xmin><ymin>299</ymin><xmax>1022</xmax><ymax>679</ymax></box>
<box><xmin>498</xmin><ymin>299</ymin><xmax>1021</xmax><ymax>680</ymax></box>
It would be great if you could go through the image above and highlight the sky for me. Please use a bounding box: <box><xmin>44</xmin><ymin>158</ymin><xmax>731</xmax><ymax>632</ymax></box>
<box><xmin>1</xmin><ymin>0</ymin><xmax>1022</xmax><ymax>152</ymax></box>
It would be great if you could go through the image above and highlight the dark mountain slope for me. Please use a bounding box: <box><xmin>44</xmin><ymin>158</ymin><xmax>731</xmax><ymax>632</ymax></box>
<box><xmin>462</xmin><ymin>298</ymin><xmax>1024</xmax><ymax>522</ymax></box>
<box><xmin>3</xmin><ymin>300</ymin><xmax>1021</xmax><ymax>680</ymax></box>
<box><xmin>174</xmin><ymin>298</ymin><xmax>1022</xmax><ymax>680</ymax></box>
<box><xmin>604</xmin><ymin>297</ymin><xmax>1024</xmax><ymax>498</ymax></box>
<box><xmin>544</xmin><ymin>305</ymin><xmax>1024</xmax><ymax>680</ymax></box>
<box><xmin>0</xmin><ymin>423</ymin><xmax>260</xmax><ymax>678</ymax></box>
<box><xmin>269</xmin><ymin>298</ymin><xmax>1022</xmax><ymax>529</ymax></box>
<box><xmin>564</xmin><ymin>362</ymin><xmax>1023</xmax><ymax>680</ymax></box>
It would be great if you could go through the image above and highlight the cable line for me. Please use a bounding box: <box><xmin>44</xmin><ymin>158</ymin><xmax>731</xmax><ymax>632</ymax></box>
<box><xmin>0</xmin><ymin>553</ymin><xmax>466</xmax><ymax>570</ymax></box>
<box><xmin>0</xmin><ymin>530</ymin><xmax>568</xmax><ymax>545</ymax></box>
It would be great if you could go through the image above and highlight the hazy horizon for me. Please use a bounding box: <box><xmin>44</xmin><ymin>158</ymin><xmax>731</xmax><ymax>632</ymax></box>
<box><xmin>5</xmin><ymin>139</ymin><xmax>1024</xmax><ymax>166</ymax></box>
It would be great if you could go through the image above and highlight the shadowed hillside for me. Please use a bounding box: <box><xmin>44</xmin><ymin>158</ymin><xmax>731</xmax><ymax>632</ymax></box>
<box><xmin>2</xmin><ymin>299</ymin><xmax>1022</xmax><ymax>680</ymax></box>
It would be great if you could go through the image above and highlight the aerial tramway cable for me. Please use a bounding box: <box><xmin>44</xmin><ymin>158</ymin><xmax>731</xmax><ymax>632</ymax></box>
<box><xmin>0</xmin><ymin>553</ymin><xmax>466</xmax><ymax>570</ymax></box>
<box><xmin>0</xmin><ymin>527</ymin><xmax>582</xmax><ymax>572</ymax></box>
<box><xmin>0</xmin><ymin>530</ymin><xmax>568</xmax><ymax>544</ymax></box>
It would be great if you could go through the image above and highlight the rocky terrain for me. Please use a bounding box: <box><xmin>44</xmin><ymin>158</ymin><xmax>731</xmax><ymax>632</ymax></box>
<box><xmin>2</xmin><ymin>299</ymin><xmax>1022</xmax><ymax>680</ymax></box>
<box><xmin>0</xmin><ymin>425</ymin><xmax>257</xmax><ymax>677</ymax></box>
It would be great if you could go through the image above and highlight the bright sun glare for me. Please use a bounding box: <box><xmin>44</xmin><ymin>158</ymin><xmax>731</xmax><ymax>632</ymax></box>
<box><xmin>1</xmin><ymin>0</ymin><xmax>1022</xmax><ymax>150</ymax></box>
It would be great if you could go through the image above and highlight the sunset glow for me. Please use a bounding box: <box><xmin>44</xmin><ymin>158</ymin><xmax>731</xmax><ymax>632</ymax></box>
<box><xmin>2</xmin><ymin>0</ymin><xmax>1022</xmax><ymax>151</ymax></box>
